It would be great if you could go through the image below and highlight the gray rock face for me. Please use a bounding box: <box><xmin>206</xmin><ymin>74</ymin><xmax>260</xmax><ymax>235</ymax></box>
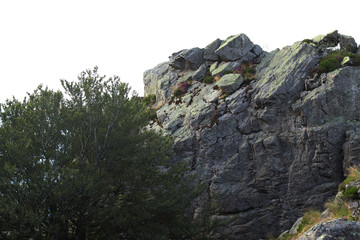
<box><xmin>214</xmin><ymin>33</ymin><xmax>255</xmax><ymax>61</ymax></box>
<box><xmin>340</xmin><ymin>35</ymin><xmax>358</xmax><ymax>53</ymax></box>
<box><xmin>143</xmin><ymin>32</ymin><xmax>360</xmax><ymax>239</ymax></box>
<box><xmin>343</xmin><ymin>129</ymin><xmax>360</xmax><ymax>172</ymax></box>
<box><xmin>144</xmin><ymin>62</ymin><xmax>178</xmax><ymax>104</ymax></box>
<box><xmin>298</xmin><ymin>218</ymin><xmax>360</xmax><ymax>240</ymax></box>
<box><xmin>204</xmin><ymin>38</ymin><xmax>223</xmax><ymax>61</ymax></box>
<box><xmin>192</xmin><ymin>64</ymin><xmax>207</xmax><ymax>81</ymax></box>
<box><xmin>252</xmin><ymin>42</ymin><xmax>319</xmax><ymax>108</ymax></box>
<box><xmin>169</xmin><ymin>47</ymin><xmax>205</xmax><ymax>71</ymax></box>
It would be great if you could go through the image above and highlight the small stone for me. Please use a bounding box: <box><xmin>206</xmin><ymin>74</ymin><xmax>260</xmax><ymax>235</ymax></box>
<box><xmin>320</xmin><ymin>208</ymin><xmax>331</xmax><ymax>219</ymax></box>
<box><xmin>203</xmin><ymin>90</ymin><xmax>220</xmax><ymax>103</ymax></box>
<box><xmin>341</xmin><ymin>56</ymin><xmax>352</xmax><ymax>66</ymax></box>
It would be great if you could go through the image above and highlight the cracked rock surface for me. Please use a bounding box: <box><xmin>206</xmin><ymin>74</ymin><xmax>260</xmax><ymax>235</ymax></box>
<box><xmin>143</xmin><ymin>31</ymin><xmax>360</xmax><ymax>239</ymax></box>
<box><xmin>298</xmin><ymin>218</ymin><xmax>360</xmax><ymax>240</ymax></box>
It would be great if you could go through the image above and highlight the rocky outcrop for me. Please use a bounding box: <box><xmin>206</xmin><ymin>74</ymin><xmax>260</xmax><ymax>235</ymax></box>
<box><xmin>298</xmin><ymin>218</ymin><xmax>360</xmax><ymax>240</ymax></box>
<box><xmin>312</xmin><ymin>30</ymin><xmax>341</xmax><ymax>49</ymax></box>
<box><xmin>143</xmin><ymin>31</ymin><xmax>360</xmax><ymax>239</ymax></box>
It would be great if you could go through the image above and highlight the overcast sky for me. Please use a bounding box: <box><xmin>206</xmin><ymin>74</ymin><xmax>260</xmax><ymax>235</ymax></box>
<box><xmin>1</xmin><ymin>0</ymin><xmax>359</xmax><ymax>103</ymax></box>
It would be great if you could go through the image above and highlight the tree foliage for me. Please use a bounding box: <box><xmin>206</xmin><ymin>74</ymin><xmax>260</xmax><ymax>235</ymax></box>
<box><xmin>0</xmin><ymin>67</ymin><xmax>201</xmax><ymax>239</ymax></box>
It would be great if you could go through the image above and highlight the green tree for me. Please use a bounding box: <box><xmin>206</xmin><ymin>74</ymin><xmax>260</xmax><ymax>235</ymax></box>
<box><xmin>0</xmin><ymin>67</ymin><xmax>200</xmax><ymax>240</ymax></box>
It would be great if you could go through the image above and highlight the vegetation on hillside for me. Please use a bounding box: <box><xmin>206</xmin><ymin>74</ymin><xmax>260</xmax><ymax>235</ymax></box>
<box><xmin>0</xmin><ymin>67</ymin><xmax>210</xmax><ymax>240</ymax></box>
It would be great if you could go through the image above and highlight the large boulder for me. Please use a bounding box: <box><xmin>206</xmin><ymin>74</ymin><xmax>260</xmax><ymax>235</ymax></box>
<box><xmin>169</xmin><ymin>47</ymin><xmax>205</xmax><ymax>71</ymax></box>
<box><xmin>340</xmin><ymin>35</ymin><xmax>358</xmax><ymax>53</ymax></box>
<box><xmin>204</xmin><ymin>38</ymin><xmax>223</xmax><ymax>61</ymax></box>
<box><xmin>298</xmin><ymin>218</ymin><xmax>360</xmax><ymax>240</ymax></box>
<box><xmin>214</xmin><ymin>33</ymin><xmax>254</xmax><ymax>61</ymax></box>
<box><xmin>216</xmin><ymin>74</ymin><xmax>243</xmax><ymax>94</ymax></box>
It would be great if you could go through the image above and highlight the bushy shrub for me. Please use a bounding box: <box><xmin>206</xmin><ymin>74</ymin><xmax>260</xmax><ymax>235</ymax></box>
<box><xmin>174</xmin><ymin>89</ymin><xmax>183</xmax><ymax>97</ymax></box>
<box><xmin>344</xmin><ymin>186</ymin><xmax>359</xmax><ymax>199</ymax></box>
<box><xmin>234</xmin><ymin>62</ymin><xmax>256</xmax><ymax>81</ymax></box>
<box><xmin>203</xmin><ymin>76</ymin><xmax>214</xmax><ymax>84</ymax></box>
<box><xmin>142</xmin><ymin>94</ymin><xmax>156</xmax><ymax>106</ymax></box>
<box><xmin>172</xmin><ymin>81</ymin><xmax>190</xmax><ymax>97</ymax></box>
<box><xmin>317</xmin><ymin>50</ymin><xmax>360</xmax><ymax>74</ymax></box>
<box><xmin>177</xmin><ymin>81</ymin><xmax>189</xmax><ymax>93</ymax></box>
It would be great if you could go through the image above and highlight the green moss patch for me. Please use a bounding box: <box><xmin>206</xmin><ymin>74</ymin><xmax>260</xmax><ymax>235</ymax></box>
<box><xmin>203</xmin><ymin>76</ymin><xmax>214</xmax><ymax>84</ymax></box>
<box><xmin>344</xmin><ymin>186</ymin><xmax>359</xmax><ymax>199</ymax></box>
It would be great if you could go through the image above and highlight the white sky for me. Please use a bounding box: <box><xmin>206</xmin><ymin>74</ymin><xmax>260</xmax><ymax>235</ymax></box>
<box><xmin>1</xmin><ymin>0</ymin><xmax>360</xmax><ymax>102</ymax></box>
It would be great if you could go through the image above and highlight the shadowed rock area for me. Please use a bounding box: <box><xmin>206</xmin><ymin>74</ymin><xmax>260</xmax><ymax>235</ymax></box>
<box><xmin>144</xmin><ymin>31</ymin><xmax>360</xmax><ymax>239</ymax></box>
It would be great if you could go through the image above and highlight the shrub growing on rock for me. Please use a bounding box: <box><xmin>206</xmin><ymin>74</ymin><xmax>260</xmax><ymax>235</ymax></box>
<box><xmin>142</xmin><ymin>94</ymin><xmax>156</xmax><ymax>106</ymax></box>
<box><xmin>317</xmin><ymin>50</ymin><xmax>360</xmax><ymax>74</ymax></box>
<box><xmin>172</xmin><ymin>81</ymin><xmax>190</xmax><ymax>97</ymax></box>
<box><xmin>177</xmin><ymin>81</ymin><xmax>190</xmax><ymax>93</ymax></box>
<box><xmin>344</xmin><ymin>186</ymin><xmax>359</xmax><ymax>199</ymax></box>
<box><xmin>203</xmin><ymin>76</ymin><xmax>214</xmax><ymax>84</ymax></box>
<box><xmin>234</xmin><ymin>62</ymin><xmax>256</xmax><ymax>82</ymax></box>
